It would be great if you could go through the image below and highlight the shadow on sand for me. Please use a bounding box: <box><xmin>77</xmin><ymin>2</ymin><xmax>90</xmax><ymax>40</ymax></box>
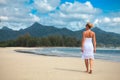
<box><xmin>54</xmin><ymin>68</ymin><xmax>86</xmax><ymax>73</ymax></box>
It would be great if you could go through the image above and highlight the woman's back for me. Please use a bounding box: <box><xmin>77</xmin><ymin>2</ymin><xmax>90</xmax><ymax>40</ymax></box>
<box><xmin>84</xmin><ymin>30</ymin><xmax>94</xmax><ymax>38</ymax></box>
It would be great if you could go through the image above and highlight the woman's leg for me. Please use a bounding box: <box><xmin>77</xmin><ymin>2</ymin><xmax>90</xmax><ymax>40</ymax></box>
<box><xmin>89</xmin><ymin>58</ymin><xmax>93</xmax><ymax>74</ymax></box>
<box><xmin>85</xmin><ymin>59</ymin><xmax>89</xmax><ymax>72</ymax></box>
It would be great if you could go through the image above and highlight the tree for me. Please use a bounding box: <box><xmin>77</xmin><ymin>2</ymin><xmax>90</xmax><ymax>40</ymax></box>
<box><xmin>15</xmin><ymin>33</ymin><xmax>31</xmax><ymax>47</ymax></box>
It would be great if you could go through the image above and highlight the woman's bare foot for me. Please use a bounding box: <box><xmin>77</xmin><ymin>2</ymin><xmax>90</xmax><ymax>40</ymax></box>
<box><xmin>89</xmin><ymin>70</ymin><xmax>92</xmax><ymax>74</ymax></box>
<box><xmin>85</xmin><ymin>71</ymin><xmax>88</xmax><ymax>73</ymax></box>
<box><xmin>85</xmin><ymin>70</ymin><xmax>89</xmax><ymax>73</ymax></box>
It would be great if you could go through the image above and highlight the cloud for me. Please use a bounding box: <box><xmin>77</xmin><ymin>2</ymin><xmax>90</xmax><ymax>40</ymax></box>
<box><xmin>42</xmin><ymin>1</ymin><xmax>101</xmax><ymax>30</ymax></box>
<box><xmin>29</xmin><ymin>13</ymin><xmax>40</xmax><ymax>22</ymax></box>
<box><xmin>0</xmin><ymin>0</ymin><xmax>6</xmax><ymax>4</ymax></box>
<box><xmin>0</xmin><ymin>16</ymin><xmax>8</xmax><ymax>21</ymax></box>
<box><xmin>113</xmin><ymin>17</ymin><xmax>120</xmax><ymax>22</ymax></box>
<box><xmin>103</xmin><ymin>17</ymin><xmax>111</xmax><ymax>23</ymax></box>
<box><xmin>0</xmin><ymin>0</ymin><xmax>40</xmax><ymax>29</ymax></box>
<box><xmin>60</xmin><ymin>1</ymin><xmax>101</xmax><ymax>14</ymax></box>
<box><xmin>34</xmin><ymin>0</ymin><xmax>60</xmax><ymax>13</ymax></box>
<box><xmin>95</xmin><ymin>14</ymin><xmax>120</xmax><ymax>24</ymax></box>
<box><xmin>39</xmin><ymin>1</ymin><xmax>120</xmax><ymax>33</ymax></box>
<box><xmin>42</xmin><ymin>1</ymin><xmax>120</xmax><ymax>33</ymax></box>
<box><xmin>93</xmin><ymin>15</ymin><xmax>120</xmax><ymax>33</ymax></box>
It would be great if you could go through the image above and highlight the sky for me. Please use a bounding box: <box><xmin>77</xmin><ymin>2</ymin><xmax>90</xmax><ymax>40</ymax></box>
<box><xmin>0</xmin><ymin>0</ymin><xmax>120</xmax><ymax>33</ymax></box>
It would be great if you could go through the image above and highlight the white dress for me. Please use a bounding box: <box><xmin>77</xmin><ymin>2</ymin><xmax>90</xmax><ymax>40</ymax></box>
<box><xmin>82</xmin><ymin>38</ymin><xmax>94</xmax><ymax>59</ymax></box>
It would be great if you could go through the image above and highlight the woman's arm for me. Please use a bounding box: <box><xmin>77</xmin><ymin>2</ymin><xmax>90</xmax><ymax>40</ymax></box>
<box><xmin>93</xmin><ymin>32</ymin><xmax>96</xmax><ymax>53</ymax></box>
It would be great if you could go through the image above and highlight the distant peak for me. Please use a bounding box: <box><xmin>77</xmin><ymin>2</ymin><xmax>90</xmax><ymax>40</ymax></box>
<box><xmin>33</xmin><ymin>22</ymin><xmax>40</xmax><ymax>25</ymax></box>
<box><xmin>1</xmin><ymin>26</ymin><xmax>13</xmax><ymax>31</ymax></box>
<box><xmin>32</xmin><ymin>22</ymin><xmax>43</xmax><ymax>26</ymax></box>
<box><xmin>92</xmin><ymin>27</ymin><xmax>101</xmax><ymax>29</ymax></box>
<box><xmin>28</xmin><ymin>22</ymin><xmax>48</xmax><ymax>30</ymax></box>
<box><xmin>92</xmin><ymin>27</ymin><xmax>106</xmax><ymax>33</ymax></box>
<box><xmin>61</xmin><ymin>28</ymin><xmax>68</xmax><ymax>30</ymax></box>
<box><xmin>92</xmin><ymin>27</ymin><xmax>101</xmax><ymax>30</ymax></box>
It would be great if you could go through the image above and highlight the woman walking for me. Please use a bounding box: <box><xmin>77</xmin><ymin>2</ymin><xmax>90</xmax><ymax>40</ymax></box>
<box><xmin>81</xmin><ymin>22</ymin><xmax>96</xmax><ymax>74</ymax></box>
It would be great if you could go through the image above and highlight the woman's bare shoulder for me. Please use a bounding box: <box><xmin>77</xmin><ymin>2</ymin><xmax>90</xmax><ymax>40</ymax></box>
<box><xmin>83</xmin><ymin>31</ymin><xmax>86</xmax><ymax>34</ymax></box>
<box><xmin>91</xmin><ymin>31</ymin><xmax>95</xmax><ymax>34</ymax></box>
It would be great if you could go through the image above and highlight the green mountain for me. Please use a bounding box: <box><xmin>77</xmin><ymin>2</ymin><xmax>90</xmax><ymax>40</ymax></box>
<box><xmin>21</xmin><ymin>22</ymin><xmax>75</xmax><ymax>37</ymax></box>
<box><xmin>0</xmin><ymin>22</ymin><xmax>120</xmax><ymax>47</ymax></box>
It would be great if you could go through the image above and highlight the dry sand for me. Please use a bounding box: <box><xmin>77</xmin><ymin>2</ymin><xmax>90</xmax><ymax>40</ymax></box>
<box><xmin>0</xmin><ymin>47</ymin><xmax>120</xmax><ymax>80</ymax></box>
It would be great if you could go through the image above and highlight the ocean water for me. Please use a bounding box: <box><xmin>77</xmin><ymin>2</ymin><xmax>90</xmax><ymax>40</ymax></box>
<box><xmin>16</xmin><ymin>47</ymin><xmax>120</xmax><ymax>62</ymax></box>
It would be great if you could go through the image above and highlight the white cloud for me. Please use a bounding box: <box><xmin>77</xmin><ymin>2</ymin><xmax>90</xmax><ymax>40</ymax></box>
<box><xmin>0</xmin><ymin>0</ymin><xmax>7</xmax><ymax>4</ymax></box>
<box><xmin>113</xmin><ymin>17</ymin><xmax>120</xmax><ymax>22</ymax></box>
<box><xmin>93</xmin><ymin>16</ymin><xmax>120</xmax><ymax>33</ymax></box>
<box><xmin>97</xmin><ymin>17</ymin><xmax>120</xmax><ymax>26</ymax></box>
<box><xmin>43</xmin><ymin>1</ymin><xmax>101</xmax><ymax>30</ymax></box>
<box><xmin>29</xmin><ymin>13</ymin><xmax>40</xmax><ymax>22</ymax></box>
<box><xmin>0</xmin><ymin>16</ymin><xmax>8</xmax><ymax>21</ymax></box>
<box><xmin>103</xmin><ymin>17</ymin><xmax>111</xmax><ymax>23</ymax></box>
<box><xmin>60</xmin><ymin>1</ymin><xmax>101</xmax><ymax>14</ymax></box>
<box><xmin>0</xmin><ymin>1</ymin><xmax>105</xmax><ymax>31</ymax></box>
<box><xmin>94</xmin><ymin>19</ymin><xmax>99</xmax><ymax>24</ymax></box>
<box><xmin>34</xmin><ymin>0</ymin><xmax>60</xmax><ymax>13</ymax></box>
<box><xmin>85</xmin><ymin>1</ymin><xmax>93</xmax><ymax>9</ymax></box>
<box><xmin>43</xmin><ymin>1</ymin><xmax>120</xmax><ymax>33</ymax></box>
<box><xmin>0</xmin><ymin>22</ymin><xmax>29</xmax><ymax>30</ymax></box>
<box><xmin>0</xmin><ymin>0</ymin><xmax>40</xmax><ymax>30</ymax></box>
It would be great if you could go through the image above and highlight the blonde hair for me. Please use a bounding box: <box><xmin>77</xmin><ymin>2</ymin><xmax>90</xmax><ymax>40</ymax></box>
<box><xmin>86</xmin><ymin>22</ymin><xmax>93</xmax><ymax>29</ymax></box>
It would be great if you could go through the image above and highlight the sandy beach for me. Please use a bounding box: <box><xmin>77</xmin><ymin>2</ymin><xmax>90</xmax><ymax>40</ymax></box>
<box><xmin>0</xmin><ymin>47</ymin><xmax>120</xmax><ymax>80</ymax></box>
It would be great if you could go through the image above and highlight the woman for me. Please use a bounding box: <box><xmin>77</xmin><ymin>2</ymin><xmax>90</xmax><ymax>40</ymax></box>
<box><xmin>81</xmin><ymin>22</ymin><xmax>96</xmax><ymax>74</ymax></box>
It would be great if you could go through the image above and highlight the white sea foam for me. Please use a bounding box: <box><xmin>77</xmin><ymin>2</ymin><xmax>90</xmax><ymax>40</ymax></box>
<box><xmin>16</xmin><ymin>47</ymin><xmax>120</xmax><ymax>62</ymax></box>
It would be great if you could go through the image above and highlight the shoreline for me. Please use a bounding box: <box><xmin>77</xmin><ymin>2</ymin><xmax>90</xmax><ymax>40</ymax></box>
<box><xmin>15</xmin><ymin>47</ymin><xmax>120</xmax><ymax>62</ymax></box>
<box><xmin>0</xmin><ymin>47</ymin><xmax>120</xmax><ymax>80</ymax></box>
<box><xmin>15</xmin><ymin>49</ymin><xmax>120</xmax><ymax>63</ymax></box>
